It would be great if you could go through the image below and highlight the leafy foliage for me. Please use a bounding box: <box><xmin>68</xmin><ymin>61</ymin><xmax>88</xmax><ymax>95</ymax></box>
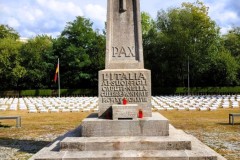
<box><xmin>53</xmin><ymin>16</ymin><xmax>105</xmax><ymax>89</ymax></box>
<box><xmin>0</xmin><ymin>25</ymin><xmax>19</xmax><ymax>39</ymax></box>
<box><xmin>0</xmin><ymin>32</ymin><xmax>24</xmax><ymax>90</ymax></box>
<box><xmin>20</xmin><ymin>35</ymin><xmax>54</xmax><ymax>89</ymax></box>
<box><xmin>141</xmin><ymin>12</ymin><xmax>155</xmax><ymax>36</ymax></box>
<box><xmin>0</xmin><ymin>1</ymin><xmax>240</xmax><ymax>93</ymax></box>
<box><xmin>143</xmin><ymin>0</ymin><xmax>239</xmax><ymax>90</ymax></box>
<box><xmin>223</xmin><ymin>27</ymin><xmax>240</xmax><ymax>57</ymax></box>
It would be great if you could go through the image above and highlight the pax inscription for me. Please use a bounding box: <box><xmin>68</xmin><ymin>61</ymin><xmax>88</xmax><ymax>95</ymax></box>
<box><xmin>112</xmin><ymin>46</ymin><xmax>135</xmax><ymax>57</ymax></box>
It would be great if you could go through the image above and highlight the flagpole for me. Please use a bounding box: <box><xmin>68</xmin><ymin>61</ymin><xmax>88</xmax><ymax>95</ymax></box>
<box><xmin>58</xmin><ymin>58</ymin><xmax>61</xmax><ymax>98</ymax></box>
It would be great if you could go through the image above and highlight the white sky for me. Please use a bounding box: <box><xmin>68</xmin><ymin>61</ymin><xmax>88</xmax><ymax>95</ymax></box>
<box><xmin>0</xmin><ymin>0</ymin><xmax>239</xmax><ymax>38</ymax></box>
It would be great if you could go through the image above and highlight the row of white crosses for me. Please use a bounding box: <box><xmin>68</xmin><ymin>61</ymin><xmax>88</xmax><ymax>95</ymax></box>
<box><xmin>1</xmin><ymin>95</ymin><xmax>240</xmax><ymax>113</ymax></box>
<box><xmin>0</xmin><ymin>97</ymin><xmax>98</xmax><ymax>113</ymax></box>
<box><xmin>152</xmin><ymin>95</ymin><xmax>240</xmax><ymax>111</ymax></box>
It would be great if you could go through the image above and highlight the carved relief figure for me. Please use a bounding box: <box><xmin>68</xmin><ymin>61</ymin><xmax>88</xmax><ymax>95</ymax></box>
<box><xmin>119</xmin><ymin>0</ymin><xmax>127</xmax><ymax>12</ymax></box>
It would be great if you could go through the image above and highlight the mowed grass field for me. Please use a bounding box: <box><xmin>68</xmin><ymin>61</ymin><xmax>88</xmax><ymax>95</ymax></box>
<box><xmin>159</xmin><ymin>108</ymin><xmax>240</xmax><ymax>160</ymax></box>
<box><xmin>0</xmin><ymin>109</ymin><xmax>239</xmax><ymax>160</ymax></box>
<box><xmin>0</xmin><ymin>111</ymin><xmax>90</xmax><ymax>159</ymax></box>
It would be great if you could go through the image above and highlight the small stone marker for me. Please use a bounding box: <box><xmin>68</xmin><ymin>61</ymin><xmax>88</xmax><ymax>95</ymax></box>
<box><xmin>112</xmin><ymin>104</ymin><xmax>138</xmax><ymax>120</ymax></box>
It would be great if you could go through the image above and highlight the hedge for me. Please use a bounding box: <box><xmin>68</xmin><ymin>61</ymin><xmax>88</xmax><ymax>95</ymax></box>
<box><xmin>153</xmin><ymin>87</ymin><xmax>240</xmax><ymax>95</ymax></box>
<box><xmin>0</xmin><ymin>87</ymin><xmax>239</xmax><ymax>97</ymax></box>
<box><xmin>0</xmin><ymin>89</ymin><xmax>97</xmax><ymax>97</ymax></box>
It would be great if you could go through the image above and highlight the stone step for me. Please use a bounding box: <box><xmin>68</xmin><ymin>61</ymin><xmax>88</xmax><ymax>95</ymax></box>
<box><xmin>34</xmin><ymin>150</ymin><xmax>218</xmax><ymax>160</ymax></box>
<box><xmin>30</xmin><ymin>125</ymin><xmax>227</xmax><ymax>160</ymax></box>
<box><xmin>60</xmin><ymin>136</ymin><xmax>191</xmax><ymax>151</ymax></box>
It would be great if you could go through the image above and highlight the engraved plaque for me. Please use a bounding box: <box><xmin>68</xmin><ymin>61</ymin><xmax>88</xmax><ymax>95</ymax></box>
<box><xmin>99</xmin><ymin>69</ymin><xmax>152</xmax><ymax>118</ymax></box>
<box><xmin>112</xmin><ymin>104</ymin><xmax>138</xmax><ymax>120</ymax></box>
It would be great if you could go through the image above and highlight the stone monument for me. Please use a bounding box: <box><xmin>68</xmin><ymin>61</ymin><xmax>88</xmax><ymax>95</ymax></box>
<box><xmin>98</xmin><ymin>0</ymin><xmax>152</xmax><ymax>118</ymax></box>
<box><xmin>30</xmin><ymin>0</ymin><xmax>226</xmax><ymax>159</ymax></box>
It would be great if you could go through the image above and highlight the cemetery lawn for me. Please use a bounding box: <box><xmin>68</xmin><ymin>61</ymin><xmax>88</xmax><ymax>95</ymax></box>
<box><xmin>0</xmin><ymin>111</ymin><xmax>89</xmax><ymax>160</ymax></box>
<box><xmin>159</xmin><ymin>108</ymin><xmax>240</xmax><ymax>160</ymax></box>
<box><xmin>0</xmin><ymin>109</ymin><xmax>239</xmax><ymax>160</ymax></box>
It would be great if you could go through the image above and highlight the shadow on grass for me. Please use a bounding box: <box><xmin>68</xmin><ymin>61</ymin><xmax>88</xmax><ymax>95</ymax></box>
<box><xmin>0</xmin><ymin>123</ymin><xmax>11</xmax><ymax>128</ymax></box>
<box><xmin>217</xmin><ymin>122</ymin><xmax>240</xmax><ymax>125</ymax></box>
<box><xmin>0</xmin><ymin>138</ymin><xmax>50</xmax><ymax>154</ymax></box>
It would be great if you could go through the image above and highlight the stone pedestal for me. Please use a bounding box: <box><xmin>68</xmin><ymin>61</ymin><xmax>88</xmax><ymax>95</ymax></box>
<box><xmin>98</xmin><ymin>69</ymin><xmax>152</xmax><ymax>118</ymax></box>
<box><xmin>81</xmin><ymin>113</ymin><xmax>169</xmax><ymax>137</ymax></box>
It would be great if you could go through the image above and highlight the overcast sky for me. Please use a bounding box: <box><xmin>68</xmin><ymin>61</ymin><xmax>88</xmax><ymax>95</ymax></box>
<box><xmin>0</xmin><ymin>0</ymin><xmax>240</xmax><ymax>38</ymax></box>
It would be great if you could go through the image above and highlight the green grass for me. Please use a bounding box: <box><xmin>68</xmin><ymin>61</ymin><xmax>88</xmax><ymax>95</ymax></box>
<box><xmin>0</xmin><ymin>109</ymin><xmax>240</xmax><ymax>159</ymax></box>
<box><xmin>0</xmin><ymin>111</ymin><xmax>89</xmax><ymax>139</ymax></box>
<box><xmin>159</xmin><ymin>108</ymin><xmax>240</xmax><ymax>160</ymax></box>
<box><xmin>0</xmin><ymin>111</ymin><xmax>90</xmax><ymax>159</ymax></box>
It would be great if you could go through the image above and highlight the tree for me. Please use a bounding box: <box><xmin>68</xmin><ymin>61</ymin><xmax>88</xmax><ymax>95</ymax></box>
<box><xmin>223</xmin><ymin>27</ymin><xmax>240</xmax><ymax>84</ymax></box>
<box><xmin>223</xmin><ymin>27</ymin><xmax>240</xmax><ymax>57</ymax></box>
<box><xmin>141</xmin><ymin>12</ymin><xmax>159</xmax><ymax>88</ymax></box>
<box><xmin>143</xmin><ymin>0</ymin><xmax>236</xmax><ymax>89</ymax></box>
<box><xmin>0</xmin><ymin>24</ymin><xmax>19</xmax><ymax>39</ymax></box>
<box><xmin>207</xmin><ymin>51</ymin><xmax>239</xmax><ymax>86</ymax></box>
<box><xmin>53</xmin><ymin>16</ymin><xmax>105</xmax><ymax>89</ymax></box>
<box><xmin>0</xmin><ymin>37</ymin><xmax>24</xmax><ymax>90</ymax></box>
<box><xmin>0</xmin><ymin>25</ymin><xmax>25</xmax><ymax>90</ymax></box>
<box><xmin>20</xmin><ymin>35</ymin><xmax>54</xmax><ymax>89</ymax></box>
<box><xmin>141</xmin><ymin>12</ymin><xmax>155</xmax><ymax>36</ymax></box>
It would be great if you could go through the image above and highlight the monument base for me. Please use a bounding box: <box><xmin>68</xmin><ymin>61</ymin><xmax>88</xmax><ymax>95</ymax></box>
<box><xmin>30</xmin><ymin>113</ymin><xmax>226</xmax><ymax>160</ymax></box>
<box><xmin>81</xmin><ymin>112</ymin><xmax>169</xmax><ymax>137</ymax></box>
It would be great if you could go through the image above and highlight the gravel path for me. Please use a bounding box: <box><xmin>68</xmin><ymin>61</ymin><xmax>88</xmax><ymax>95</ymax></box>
<box><xmin>0</xmin><ymin>134</ymin><xmax>58</xmax><ymax>160</ymax></box>
<box><xmin>186</xmin><ymin>131</ymin><xmax>240</xmax><ymax>160</ymax></box>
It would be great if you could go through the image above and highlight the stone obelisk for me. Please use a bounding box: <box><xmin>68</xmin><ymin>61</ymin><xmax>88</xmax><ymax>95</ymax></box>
<box><xmin>98</xmin><ymin>0</ymin><xmax>152</xmax><ymax>118</ymax></box>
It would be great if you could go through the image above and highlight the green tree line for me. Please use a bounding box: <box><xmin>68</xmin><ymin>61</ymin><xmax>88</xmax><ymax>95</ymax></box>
<box><xmin>0</xmin><ymin>1</ymin><xmax>239</xmax><ymax>93</ymax></box>
<box><xmin>0</xmin><ymin>17</ymin><xmax>105</xmax><ymax>91</ymax></box>
<box><xmin>143</xmin><ymin>1</ymin><xmax>240</xmax><ymax>92</ymax></box>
